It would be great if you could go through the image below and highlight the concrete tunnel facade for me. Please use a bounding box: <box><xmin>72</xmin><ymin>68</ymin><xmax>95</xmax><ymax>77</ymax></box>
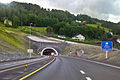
<box><xmin>32</xmin><ymin>41</ymin><xmax>69</xmax><ymax>56</ymax></box>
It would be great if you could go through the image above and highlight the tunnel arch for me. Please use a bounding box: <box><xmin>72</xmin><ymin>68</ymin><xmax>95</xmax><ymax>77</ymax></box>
<box><xmin>40</xmin><ymin>47</ymin><xmax>59</xmax><ymax>56</ymax></box>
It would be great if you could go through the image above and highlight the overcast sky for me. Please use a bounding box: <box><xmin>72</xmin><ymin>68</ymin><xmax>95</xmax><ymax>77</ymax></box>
<box><xmin>0</xmin><ymin>0</ymin><xmax>120</xmax><ymax>23</ymax></box>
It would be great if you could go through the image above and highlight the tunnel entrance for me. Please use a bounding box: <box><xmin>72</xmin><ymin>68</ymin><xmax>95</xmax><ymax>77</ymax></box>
<box><xmin>43</xmin><ymin>49</ymin><xmax>55</xmax><ymax>56</ymax></box>
<box><xmin>41</xmin><ymin>47</ymin><xmax>59</xmax><ymax>56</ymax></box>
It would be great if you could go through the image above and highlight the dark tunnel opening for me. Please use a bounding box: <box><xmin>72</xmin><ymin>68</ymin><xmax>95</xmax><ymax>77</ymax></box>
<box><xmin>43</xmin><ymin>49</ymin><xmax>56</xmax><ymax>56</ymax></box>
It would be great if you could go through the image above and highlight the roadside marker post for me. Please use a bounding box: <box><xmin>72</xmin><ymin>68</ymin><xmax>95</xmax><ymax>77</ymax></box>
<box><xmin>26</xmin><ymin>64</ymin><xmax>28</xmax><ymax>67</ymax></box>
<box><xmin>101</xmin><ymin>42</ymin><xmax>113</xmax><ymax>59</ymax></box>
<box><xmin>70</xmin><ymin>51</ymin><xmax>72</xmax><ymax>56</ymax></box>
<box><xmin>25</xmin><ymin>64</ymin><xmax>28</xmax><ymax>71</ymax></box>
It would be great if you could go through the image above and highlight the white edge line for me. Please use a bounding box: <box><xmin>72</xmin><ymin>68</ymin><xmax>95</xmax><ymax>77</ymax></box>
<box><xmin>70</xmin><ymin>56</ymin><xmax>120</xmax><ymax>70</ymax></box>
<box><xmin>81</xmin><ymin>58</ymin><xmax>120</xmax><ymax>69</ymax></box>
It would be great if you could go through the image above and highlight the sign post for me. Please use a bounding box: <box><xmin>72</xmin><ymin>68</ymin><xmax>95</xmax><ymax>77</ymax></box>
<box><xmin>102</xmin><ymin>42</ymin><xmax>113</xmax><ymax>59</ymax></box>
<box><xmin>27</xmin><ymin>49</ymin><xmax>33</xmax><ymax>58</ymax></box>
<box><xmin>106</xmin><ymin>50</ymin><xmax>108</xmax><ymax>59</ymax></box>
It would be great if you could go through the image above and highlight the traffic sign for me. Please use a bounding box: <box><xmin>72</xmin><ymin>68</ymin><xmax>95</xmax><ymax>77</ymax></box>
<box><xmin>27</xmin><ymin>49</ymin><xmax>33</xmax><ymax>53</ymax></box>
<box><xmin>102</xmin><ymin>42</ymin><xmax>113</xmax><ymax>51</ymax></box>
<box><xmin>101</xmin><ymin>41</ymin><xmax>113</xmax><ymax>59</ymax></box>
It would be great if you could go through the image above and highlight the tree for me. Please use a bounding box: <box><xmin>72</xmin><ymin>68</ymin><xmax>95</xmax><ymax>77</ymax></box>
<box><xmin>12</xmin><ymin>15</ymin><xmax>20</xmax><ymax>28</ymax></box>
<box><xmin>46</xmin><ymin>26</ymin><xmax>53</xmax><ymax>34</ymax></box>
<box><xmin>59</xmin><ymin>26</ymin><xmax>79</xmax><ymax>37</ymax></box>
<box><xmin>52</xmin><ymin>22</ymin><xmax>68</xmax><ymax>34</ymax></box>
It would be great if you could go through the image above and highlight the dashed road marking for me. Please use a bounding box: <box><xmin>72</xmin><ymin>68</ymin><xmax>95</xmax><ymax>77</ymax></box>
<box><xmin>80</xmin><ymin>70</ymin><xmax>85</xmax><ymax>74</ymax></box>
<box><xmin>79</xmin><ymin>70</ymin><xmax>92</xmax><ymax>80</ymax></box>
<box><xmin>86</xmin><ymin>77</ymin><xmax>92</xmax><ymax>80</ymax></box>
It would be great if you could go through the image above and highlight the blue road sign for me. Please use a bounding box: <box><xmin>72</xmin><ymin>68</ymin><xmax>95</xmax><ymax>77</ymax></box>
<box><xmin>102</xmin><ymin>42</ymin><xmax>113</xmax><ymax>51</ymax></box>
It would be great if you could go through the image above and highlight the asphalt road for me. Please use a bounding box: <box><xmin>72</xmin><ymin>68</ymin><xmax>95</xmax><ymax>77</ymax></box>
<box><xmin>0</xmin><ymin>56</ymin><xmax>120</xmax><ymax>80</ymax></box>
<box><xmin>27</xmin><ymin>56</ymin><xmax>120</xmax><ymax>80</ymax></box>
<box><xmin>0</xmin><ymin>56</ymin><xmax>53</xmax><ymax>80</ymax></box>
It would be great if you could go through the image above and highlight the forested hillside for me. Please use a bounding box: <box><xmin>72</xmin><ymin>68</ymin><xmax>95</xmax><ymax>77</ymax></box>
<box><xmin>0</xmin><ymin>1</ymin><xmax>120</xmax><ymax>39</ymax></box>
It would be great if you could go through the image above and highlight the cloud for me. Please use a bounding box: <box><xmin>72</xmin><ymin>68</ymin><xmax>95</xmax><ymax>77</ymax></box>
<box><xmin>48</xmin><ymin>0</ymin><xmax>120</xmax><ymax>23</ymax></box>
<box><xmin>108</xmin><ymin>14</ymin><xmax>120</xmax><ymax>23</ymax></box>
<box><xmin>0</xmin><ymin>0</ymin><xmax>120</xmax><ymax>23</ymax></box>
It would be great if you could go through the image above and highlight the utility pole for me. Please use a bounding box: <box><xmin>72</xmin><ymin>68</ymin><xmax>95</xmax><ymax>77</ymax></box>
<box><xmin>29</xmin><ymin>23</ymin><xmax>33</xmax><ymax>58</ymax></box>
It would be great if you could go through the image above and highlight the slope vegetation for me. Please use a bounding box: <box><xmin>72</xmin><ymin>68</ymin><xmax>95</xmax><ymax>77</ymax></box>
<box><xmin>0</xmin><ymin>22</ymin><xmax>28</xmax><ymax>53</ymax></box>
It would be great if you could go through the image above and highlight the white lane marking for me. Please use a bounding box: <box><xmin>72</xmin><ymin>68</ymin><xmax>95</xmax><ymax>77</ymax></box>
<box><xmin>86</xmin><ymin>77</ymin><xmax>92</xmax><ymax>80</ymax></box>
<box><xmin>80</xmin><ymin>70</ymin><xmax>85</xmax><ymax>74</ymax></box>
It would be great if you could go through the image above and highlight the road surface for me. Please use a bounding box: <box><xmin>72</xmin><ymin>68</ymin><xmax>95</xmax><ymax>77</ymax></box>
<box><xmin>0</xmin><ymin>56</ymin><xmax>120</xmax><ymax>80</ymax></box>
<box><xmin>27</xmin><ymin>56</ymin><xmax>120</xmax><ymax>80</ymax></box>
<box><xmin>0</xmin><ymin>56</ymin><xmax>53</xmax><ymax>80</ymax></box>
<box><xmin>27</xmin><ymin>36</ymin><xmax>59</xmax><ymax>43</ymax></box>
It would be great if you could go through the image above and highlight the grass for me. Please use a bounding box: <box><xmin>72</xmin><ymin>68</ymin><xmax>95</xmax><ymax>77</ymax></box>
<box><xmin>0</xmin><ymin>22</ymin><xmax>28</xmax><ymax>53</ymax></box>
<box><xmin>86</xmin><ymin>24</ymin><xmax>110</xmax><ymax>32</ymax></box>
<box><xmin>18</xmin><ymin>26</ymin><xmax>47</xmax><ymax>35</ymax></box>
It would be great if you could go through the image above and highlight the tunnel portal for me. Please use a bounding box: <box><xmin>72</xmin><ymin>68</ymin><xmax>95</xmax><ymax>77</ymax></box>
<box><xmin>41</xmin><ymin>47</ymin><xmax>59</xmax><ymax>56</ymax></box>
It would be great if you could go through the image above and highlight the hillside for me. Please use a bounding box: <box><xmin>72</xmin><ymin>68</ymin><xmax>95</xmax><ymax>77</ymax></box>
<box><xmin>0</xmin><ymin>22</ymin><xmax>49</xmax><ymax>62</ymax></box>
<box><xmin>18</xmin><ymin>26</ymin><xmax>47</xmax><ymax>35</ymax></box>
<box><xmin>0</xmin><ymin>22</ymin><xmax>48</xmax><ymax>53</ymax></box>
<box><xmin>0</xmin><ymin>22</ymin><xmax>28</xmax><ymax>53</ymax></box>
<box><xmin>0</xmin><ymin>1</ymin><xmax>120</xmax><ymax>35</ymax></box>
<box><xmin>0</xmin><ymin>1</ymin><xmax>119</xmax><ymax>51</ymax></box>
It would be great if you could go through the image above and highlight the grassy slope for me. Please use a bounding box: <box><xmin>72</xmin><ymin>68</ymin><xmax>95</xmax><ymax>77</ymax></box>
<box><xmin>18</xmin><ymin>26</ymin><xmax>47</xmax><ymax>35</ymax></box>
<box><xmin>86</xmin><ymin>24</ymin><xmax>110</xmax><ymax>32</ymax></box>
<box><xmin>0</xmin><ymin>23</ymin><xmax>28</xmax><ymax>53</ymax></box>
<box><xmin>0</xmin><ymin>22</ymin><xmax>48</xmax><ymax>54</ymax></box>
